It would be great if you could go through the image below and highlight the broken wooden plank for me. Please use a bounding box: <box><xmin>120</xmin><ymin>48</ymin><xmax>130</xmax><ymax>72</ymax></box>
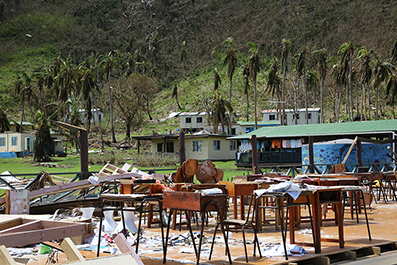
<box><xmin>0</xmin><ymin>245</ymin><xmax>18</xmax><ymax>265</ymax></box>
<box><xmin>0</xmin><ymin>220</ymin><xmax>42</xmax><ymax>234</ymax></box>
<box><xmin>61</xmin><ymin>237</ymin><xmax>85</xmax><ymax>262</ymax></box>
<box><xmin>65</xmin><ymin>253</ymin><xmax>138</xmax><ymax>265</ymax></box>
<box><xmin>0</xmin><ymin>221</ymin><xmax>89</xmax><ymax>247</ymax></box>
<box><xmin>0</xmin><ymin>173</ymin><xmax>142</xmax><ymax>205</ymax></box>
<box><xmin>114</xmin><ymin>233</ymin><xmax>144</xmax><ymax>265</ymax></box>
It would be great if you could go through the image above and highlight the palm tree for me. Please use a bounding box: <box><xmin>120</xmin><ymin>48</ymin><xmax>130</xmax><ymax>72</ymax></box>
<box><xmin>0</xmin><ymin>108</ymin><xmax>10</xmax><ymax>133</ymax></box>
<box><xmin>34</xmin><ymin>110</ymin><xmax>52</xmax><ymax>162</ymax></box>
<box><xmin>243</xmin><ymin>63</ymin><xmax>250</xmax><ymax>121</ymax></box>
<box><xmin>312</xmin><ymin>48</ymin><xmax>327</xmax><ymax>123</ymax></box>
<box><xmin>212</xmin><ymin>37</ymin><xmax>238</xmax><ymax>102</ymax></box>
<box><xmin>306</xmin><ymin>69</ymin><xmax>318</xmax><ymax>108</ymax></box>
<box><xmin>172</xmin><ymin>84</ymin><xmax>182</xmax><ymax>110</ymax></box>
<box><xmin>357</xmin><ymin>48</ymin><xmax>373</xmax><ymax>121</ymax></box>
<box><xmin>390</xmin><ymin>40</ymin><xmax>397</xmax><ymax>65</ymax></box>
<box><xmin>328</xmin><ymin>56</ymin><xmax>345</xmax><ymax>122</ymax></box>
<box><xmin>338</xmin><ymin>42</ymin><xmax>355</xmax><ymax>121</ymax></box>
<box><xmin>281</xmin><ymin>38</ymin><xmax>292</xmax><ymax>126</ymax></box>
<box><xmin>386</xmin><ymin>72</ymin><xmax>397</xmax><ymax>118</ymax></box>
<box><xmin>99</xmin><ymin>51</ymin><xmax>122</xmax><ymax>143</ymax></box>
<box><xmin>372</xmin><ymin>51</ymin><xmax>394</xmax><ymax>120</ymax></box>
<box><xmin>296</xmin><ymin>47</ymin><xmax>308</xmax><ymax>124</ymax></box>
<box><xmin>247</xmin><ymin>42</ymin><xmax>260</xmax><ymax>129</ymax></box>
<box><xmin>14</xmin><ymin>71</ymin><xmax>35</xmax><ymax>125</ymax></box>
<box><xmin>265</xmin><ymin>57</ymin><xmax>282</xmax><ymax>121</ymax></box>
<box><xmin>180</xmin><ymin>41</ymin><xmax>187</xmax><ymax>78</ymax></box>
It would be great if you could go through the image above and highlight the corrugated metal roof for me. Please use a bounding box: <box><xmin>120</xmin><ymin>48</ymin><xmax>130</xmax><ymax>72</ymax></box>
<box><xmin>228</xmin><ymin>119</ymin><xmax>397</xmax><ymax>140</ymax></box>
<box><xmin>261</xmin><ymin>108</ymin><xmax>320</xmax><ymax>113</ymax></box>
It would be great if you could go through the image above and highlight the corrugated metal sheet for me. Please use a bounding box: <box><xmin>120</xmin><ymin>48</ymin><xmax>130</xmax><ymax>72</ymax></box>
<box><xmin>229</xmin><ymin>119</ymin><xmax>397</xmax><ymax>140</ymax></box>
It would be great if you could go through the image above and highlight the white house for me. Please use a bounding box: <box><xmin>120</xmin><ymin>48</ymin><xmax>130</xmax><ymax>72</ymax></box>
<box><xmin>79</xmin><ymin>109</ymin><xmax>104</xmax><ymax>124</ymax></box>
<box><xmin>262</xmin><ymin>108</ymin><xmax>320</xmax><ymax>125</ymax></box>
<box><xmin>179</xmin><ymin>112</ymin><xmax>208</xmax><ymax>132</ymax></box>
<box><xmin>0</xmin><ymin>131</ymin><xmax>35</xmax><ymax>157</ymax></box>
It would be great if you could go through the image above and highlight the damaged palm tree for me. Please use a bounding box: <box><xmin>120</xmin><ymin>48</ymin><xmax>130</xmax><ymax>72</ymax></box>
<box><xmin>34</xmin><ymin>110</ymin><xmax>53</xmax><ymax>162</ymax></box>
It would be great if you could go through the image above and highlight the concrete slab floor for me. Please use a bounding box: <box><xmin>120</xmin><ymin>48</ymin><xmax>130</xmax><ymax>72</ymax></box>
<box><xmin>140</xmin><ymin>202</ymin><xmax>397</xmax><ymax>265</ymax></box>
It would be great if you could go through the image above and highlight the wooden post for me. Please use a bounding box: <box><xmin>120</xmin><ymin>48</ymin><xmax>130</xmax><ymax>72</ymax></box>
<box><xmin>309</xmin><ymin>136</ymin><xmax>314</xmax><ymax>173</ymax></box>
<box><xmin>252</xmin><ymin>135</ymin><xmax>259</xmax><ymax>174</ymax></box>
<box><xmin>356</xmin><ymin>138</ymin><xmax>362</xmax><ymax>166</ymax></box>
<box><xmin>80</xmin><ymin>129</ymin><xmax>89</xmax><ymax>180</ymax></box>
<box><xmin>179</xmin><ymin>131</ymin><xmax>186</xmax><ymax>166</ymax></box>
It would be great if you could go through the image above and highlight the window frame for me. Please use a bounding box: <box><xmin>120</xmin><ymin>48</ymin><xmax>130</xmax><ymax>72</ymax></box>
<box><xmin>213</xmin><ymin>140</ymin><xmax>221</xmax><ymax>151</ymax></box>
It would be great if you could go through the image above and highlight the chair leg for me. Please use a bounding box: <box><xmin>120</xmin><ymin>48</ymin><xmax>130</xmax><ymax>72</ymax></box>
<box><xmin>277</xmin><ymin>200</ymin><xmax>288</xmax><ymax>260</ymax></box>
<box><xmin>360</xmin><ymin>190</ymin><xmax>372</xmax><ymax>241</ymax></box>
<box><xmin>208</xmin><ymin>222</ymin><xmax>220</xmax><ymax>260</ymax></box>
<box><xmin>305</xmin><ymin>196</ymin><xmax>316</xmax><ymax>254</ymax></box>
<box><xmin>242</xmin><ymin>227</ymin><xmax>248</xmax><ymax>263</ymax></box>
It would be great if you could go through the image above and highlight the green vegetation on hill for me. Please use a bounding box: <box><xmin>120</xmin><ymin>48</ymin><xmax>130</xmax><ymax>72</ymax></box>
<box><xmin>1</xmin><ymin>0</ymin><xmax>397</xmax><ymax>150</ymax></box>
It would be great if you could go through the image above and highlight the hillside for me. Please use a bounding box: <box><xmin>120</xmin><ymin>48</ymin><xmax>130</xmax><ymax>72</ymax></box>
<box><xmin>1</xmin><ymin>0</ymin><xmax>397</xmax><ymax>139</ymax></box>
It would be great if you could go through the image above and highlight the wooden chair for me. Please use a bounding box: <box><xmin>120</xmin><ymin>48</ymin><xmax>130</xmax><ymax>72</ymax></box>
<box><xmin>209</xmin><ymin>193</ymin><xmax>261</xmax><ymax>263</ymax></box>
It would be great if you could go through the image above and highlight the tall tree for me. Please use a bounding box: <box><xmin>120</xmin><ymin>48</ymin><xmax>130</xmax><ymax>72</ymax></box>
<box><xmin>328</xmin><ymin>56</ymin><xmax>345</xmax><ymax>122</ymax></box>
<box><xmin>34</xmin><ymin>110</ymin><xmax>52</xmax><ymax>162</ymax></box>
<box><xmin>386</xmin><ymin>73</ymin><xmax>397</xmax><ymax>118</ymax></box>
<box><xmin>99</xmin><ymin>51</ymin><xmax>122</xmax><ymax>143</ymax></box>
<box><xmin>372</xmin><ymin>51</ymin><xmax>394</xmax><ymax>120</ymax></box>
<box><xmin>357</xmin><ymin>48</ymin><xmax>373</xmax><ymax>121</ymax></box>
<box><xmin>0</xmin><ymin>108</ymin><xmax>10</xmax><ymax>133</ymax></box>
<box><xmin>281</xmin><ymin>38</ymin><xmax>292</xmax><ymax>126</ymax></box>
<box><xmin>14</xmin><ymin>71</ymin><xmax>36</xmax><ymax>126</ymax></box>
<box><xmin>243</xmin><ymin>63</ymin><xmax>250</xmax><ymax>121</ymax></box>
<box><xmin>312</xmin><ymin>48</ymin><xmax>327</xmax><ymax>123</ymax></box>
<box><xmin>113</xmin><ymin>74</ymin><xmax>156</xmax><ymax>139</ymax></box>
<box><xmin>180</xmin><ymin>41</ymin><xmax>187</xmax><ymax>78</ymax></box>
<box><xmin>338</xmin><ymin>42</ymin><xmax>355</xmax><ymax>121</ymax></box>
<box><xmin>212</xmin><ymin>37</ymin><xmax>238</xmax><ymax>103</ymax></box>
<box><xmin>247</xmin><ymin>42</ymin><xmax>260</xmax><ymax>129</ymax></box>
<box><xmin>264</xmin><ymin>57</ymin><xmax>282</xmax><ymax>121</ymax></box>
<box><xmin>172</xmin><ymin>84</ymin><xmax>182</xmax><ymax>110</ymax></box>
<box><xmin>296</xmin><ymin>47</ymin><xmax>308</xmax><ymax>124</ymax></box>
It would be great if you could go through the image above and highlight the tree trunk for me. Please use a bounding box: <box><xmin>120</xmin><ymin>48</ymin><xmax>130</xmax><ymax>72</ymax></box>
<box><xmin>229</xmin><ymin>78</ymin><xmax>232</xmax><ymax>103</ymax></box>
<box><xmin>254</xmin><ymin>78</ymin><xmax>257</xmax><ymax>129</ymax></box>
<box><xmin>320</xmin><ymin>76</ymin><xmax>324</xmax><ymax>123</ymax></box>
<box><xmin>246</xmin><ymin>92</ymin><xmax>249</xmax><ymax>122</ymax></box>
<box><xmin>375</xmin><ymin>85</ymin><xmax>379</xmax><ymax>120</ymax></box>
<box><xmin>108</xmin><ymin>72</ymin><xmax>117</xmax><ymax>143</ymax></box>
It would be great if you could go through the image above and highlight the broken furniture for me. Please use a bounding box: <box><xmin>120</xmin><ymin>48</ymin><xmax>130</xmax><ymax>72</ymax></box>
<box><xmin>219</xmin><ymin>181</ymin><xmax>259</xmax><ymax>220</ymax></box>
<box><xmin>96</xmin><ymin>193</ymin><xmax>164</xmax><ymax>257</ymax></box>
<box><xmin>209</xmin><ymin>193</ymin><xmax>262</xmax><ymax>263</ymax></box>
<box><xmin>163</xmin><ymin>191</ymin><xmax>231</xmax><ymax>265</ymax></box>
<box><xmin>341</xmin><ymin>186</ymin><xmax>372</xmax><ymax>240</ymax></box>
<box><xmin>0</xmin><ymin>217</ymin><xmax>90</xmax><ymax>248</ymax></box>
<box><xmin>289</xmin><ymin>187</ymin><xmax>344</xmax><ymax>254</ymax></box>
<box><xmin>255</xmin><ymin>190</ymin><xmax>317</xmax><ymax>260</ymax></box>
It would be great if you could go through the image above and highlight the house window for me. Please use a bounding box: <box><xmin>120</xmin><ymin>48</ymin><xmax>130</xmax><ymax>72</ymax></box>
<box><xmin>213</xmin><ymin>140</ymin><xmax>220</xmax><ymax>151</ymax></box>
<box><xmin>231</xmin><ymin>128</ymin><xmax>236</xmax><ymax>135</ymax></box>
<box><xmin>0</xmin><ymin>138</ymin><xmax>5</xmax><ymax>146</ymax></box>
<box><xmin>11</xmin><ymin>136</ymin><xmax>17</xmax><ymax>146</ymax></box>
<box><xmin>294</xmin><ymin>114</ymin><xmax>300</xmax><ymax>119</ymax></box>
<box><xmin>269</xmin><ymin>114</ymin><xmax>276</xmax><ymax>121</ymax></box>
<box><xmin>157</xmin><ymin>143</ymin><xmax>163</xmax><ymax>152</ymax></box>
<box><xmin>186</xmin><ymin>117</ymin><xmax>191</xmax><ymax>123</ymax></box>
<box><xmin>229</xmin><ymin>141</ymin><xmax>236</xmax><ymax>151</ymax></box>
<box><xmin>166</xmin><ymin>142</ymin><xmax>174</xmax><ymax>153</ymax></box>
<box><xmin>197</xmin><ymin>117</ymin><xmax>202</xmax><ymax>123</ymax></box>
<box><xmin>308</xmin><ymin>113</ymin><xmax>312</xmax><ymax>119</ymax></box>
<box><xmin>193</xmin><ymin>141</ymin><xmax>201</xmax><ymax>151</ymax></box>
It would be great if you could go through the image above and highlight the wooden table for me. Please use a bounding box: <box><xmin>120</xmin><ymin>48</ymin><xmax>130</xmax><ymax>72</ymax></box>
<box><xmin>219</xmin><ymin>181</ymin><xmax>258</xmax><ymax>220</ymax></box>
<box><xmin>162</xmin><ymin>191</ymin><xmax>231</xmax><ymax>265</ymax></box>
<box><xmin>291</xmin><ymin>187</ymin><xmax>344</xmax><ymax>253</ymax></box>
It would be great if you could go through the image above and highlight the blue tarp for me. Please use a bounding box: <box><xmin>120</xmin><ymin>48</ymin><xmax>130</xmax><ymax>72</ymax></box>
<box><xmin>0</xmin><ymin>152</ymin><xmax>17</xmax><ymax>158</ymax></box>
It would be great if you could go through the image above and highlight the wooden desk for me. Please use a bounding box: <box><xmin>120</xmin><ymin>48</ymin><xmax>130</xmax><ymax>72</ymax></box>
<box><xmin>162</xmin><ymin>191</ymin><xmax>231</xmax><ymax>265</ymax></box>
<box><xmin>96</xmin><ymin>193</ymin><xmax>164</xmax><ymax>257</ymax></box>
<box><xmin>291</xmin><ymin>187</ymin><xmax>344</xmax><ymax>253</ymax></box>
<box><xmin>219</xmin><ymin>181</ymin><xmax>258</xmax><ymax>220</ymax></box>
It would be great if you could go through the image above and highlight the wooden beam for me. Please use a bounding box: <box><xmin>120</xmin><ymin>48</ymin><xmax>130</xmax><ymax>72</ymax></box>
<box><xmin>0</xmin><ymin>245</ymin><xmax>17</xmax><ymax>265</ymax></box>
<box><xmin>342</xmin><ymin>136</ymin><xmax>358</xmax><ymax>164</ymax></box>
<box><xmin>0</xmin><ymin>222</ymin><xmax>89</xmax><ymax>247</ymax></box>
<box><xmin>64</xmin><ymin>254</ymin><xmax>138</xmax><ymax>265</ymax></box>
<box><xmin>0</xmin><ymin>173</ymin><xmax>142</xmax><ymax>205</ymax></box>
<box><xmin>0</xmin><ymin>218</ymin><xmax>23</xmax><ymax>231</ymax></box>
<box><xmin>114</xmin><ymin>234</ymin><xmax>144</xmax><ymax>265</ymax></box>
<box><xmin>61</xmin><ymin>237</ymin><xmax>85</xmax><ymax>262</ymax></box>
<box><xmin>0</xmin><ymin>220</ymin><xmax>42</xmax><ymax>235</ymax></box>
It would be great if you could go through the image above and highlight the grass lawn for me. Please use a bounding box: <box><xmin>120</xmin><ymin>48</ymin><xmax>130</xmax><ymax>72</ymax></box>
<box><xmin>0</xmin><ymin>156</ymin><xmax>251</xmax><ymax>182</ymax></box>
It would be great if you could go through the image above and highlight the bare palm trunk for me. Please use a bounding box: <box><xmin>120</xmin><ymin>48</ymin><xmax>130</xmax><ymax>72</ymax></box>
<box><xmin>254</xmin><ymin>78</ymin><xmax>257</xmax><ymax>129</ymax></box>
<box><xmin>246</xmin><ymin>93</ymin><xmax>249</xmax><ymax>121</ymax></box>
<box><xmin>320</xmin><ymin>77</ymin><xmax>324</xmax><ymax>123</ymax></box>
<box><xmin>107</xmin><ymin>72</ymin><xmax>116</xmax><ymax>143</ymax></box>
<box><xmin>375</xmin><ymin>85</ymin><xmax>379</xmax><ymax>120</ymax></box>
